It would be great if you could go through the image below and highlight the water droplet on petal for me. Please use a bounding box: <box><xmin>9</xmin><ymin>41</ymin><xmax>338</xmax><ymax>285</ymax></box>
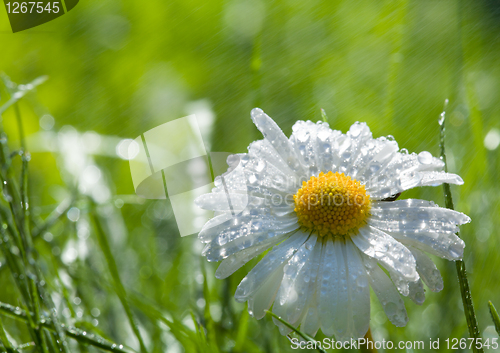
<box><xmin>255</xmin><ymin>160</ymin><xmax>266</xmax><ymax>172</ymax></box>
<box><xmin>418</xmin><ymin>151</ymin><xmax>433</xmax><ymax>164</ymax></box>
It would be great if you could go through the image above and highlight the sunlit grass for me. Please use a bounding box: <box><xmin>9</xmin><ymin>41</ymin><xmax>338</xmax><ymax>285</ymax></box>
<box><xmin>0</xmin><ymin>0</ymin><xmax>499</xmax><ymax>352</ymax></box>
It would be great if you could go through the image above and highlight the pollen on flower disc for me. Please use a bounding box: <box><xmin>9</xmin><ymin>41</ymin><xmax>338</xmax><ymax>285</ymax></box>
<box><xmin>293</xmin><ymin>171</ymin><xmax>371</xmax><ymax>237</ymax></box>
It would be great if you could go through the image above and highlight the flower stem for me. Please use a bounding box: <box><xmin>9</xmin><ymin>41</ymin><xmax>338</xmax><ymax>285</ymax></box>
<box><xmin>265</xmin><ymin>310</ymin><xmax>327</xmax><ymax>353</ymax></box>
<box><xmin>439</xmin><ymin>105</ymin><xmax>483</xmax><ymax>353</ymax></box>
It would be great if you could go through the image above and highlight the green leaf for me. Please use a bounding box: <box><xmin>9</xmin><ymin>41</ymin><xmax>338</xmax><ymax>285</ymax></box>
<box><xmin>488</xmin><ymin>301</ymin><xmax>500</xmax><ymax>336</ymax></box>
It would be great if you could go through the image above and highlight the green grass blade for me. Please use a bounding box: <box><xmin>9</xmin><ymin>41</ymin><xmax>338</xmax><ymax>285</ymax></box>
<box><xmin>265</xmin><ymin>310</ymin><xmax>326</xmax><ymax>353</ymax></box>
<box><xmin>129</xmin><ymin>294</ymin><xmax>199</xmax><ymax>351</ymax></box>
<box><xmin>488</xmin><ymin>301</ymin><xmax>500</xmax><ymax>336</ymax></box>
<box><xmin>30</xmin><ymin>278</ymin><xmax>51</xmax><ymax>353</ymax></box>
<box><xmin>0</xmin><ymin>75</ymin><xmax>48</xmax><ymax>115</ymax></box>
<box><xmin>91</xmin><ymin>208</ymin><xmax>148</xmax><ymax>353</ymax></box>
<box><xmin>200</xmin><ymin>259</ymin><xmax>219</xmax><ymax>353</ymax></box>
<box><xmin>32</xmin><ymin>197</ymin><xmax>73</xmax><ymax>238</ymax></box>
<box><xmin>16</xmin><ymin>342</ymin><xmax>36</xmax><ymax>350</ymax></box>
<box><xmin>233</xmin><ymin>305</ymin><xmax>250</xmax><ymax>352</ymax></box>
<box><xmin>0</xmin><ymin>88</ymin><xmax>58</xmax><ymax>353</ymax></box>
<box><xmin>320</xmin><ymin>109</ymin><xmax>329</xmax><ymax>123</ymax></box>
<box><xmin>0</xmin><ymin>316</ymin><xmax>16</xmax><ymax>353</ymax></box>
<box><xmin>439</xmin><ymin>105</ymin><xmax>483</xmax><ymax>353</ymax></box>
<box><xmin>36</xmin><ymin>280</ymin><xmax>70</xmax><ymax>353</ymax></box>
<box><xmin>190</xmin><ymin>311</ymin><xmax>209</xmax><ymax>352</ymax></box>
<box><xmin>0</xmin><ymin>301</ymin><xmax>134</xmax><ymax>353</ymax></box>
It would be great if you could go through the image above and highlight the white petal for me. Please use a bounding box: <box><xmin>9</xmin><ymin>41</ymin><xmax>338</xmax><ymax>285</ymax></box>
<box><xmin>289</xmin><ymin>120</ymin><xmax>334</xmax><ymax>176</ymax></box>
<box><xmin>371</xmin><ymin>200</ymin><xmax>471</xmax><ymax>225</ymax></box>
<box><xmin>409</xmin><ymin>247</ymin><xmax>444</xmax><ymax>292</ymax></box>
<box><xmin>418</xmin><ymin>171</ymin><xmax>464</xmax><ymax>186</ymax></box>
<box><xmin>408</xmin><ymin>279</ymin><xmax>426</xmax><ymax>305</ymax></box>
<box><xmin>273</xmin><ymin>235</ymin><xmax>320</xmax><ymax>326</ymax></box>
<box><xmin>198</xmin><ymin>213</ymin><xmax>234</xmax><ymax>243</ymax></box>
<box><xmin>388</xmin><ymin>230</ymin><xmax>464</xmax><ymax>261</ymax></box>
<box><xmin>251</xmin><ymin>108</ymin><xmax>304</xmax><ymax>174</ymax></box>
<box><xmin>204</xmin><ymin>219</ymin><xmax>299</xmax><ymax>262</ymax></box>
<box><xmin>339</xmin><ymin>240</ymin><xmax>370</xmax><ymax>341</ymax></box>
<box><xmin>299</xmin><ymin>291</ymin><xmax>320</xmax><ymax>337</ymax></box>
<box><xmin>247</xmin><ymin>139</ymin><xmax>301</xmax><ymax>187</ymax></box>
<box><xmin>369</xmin><ymin>217</ymin><xmax>460</xmax><ymax>234</ymax></box>
<box><xmin>339</xmin><ymin>123</ymin><xmax>374</xmax><ymax>176</ymax></box>
<box><xmin>348</xmin><ymin>137</ymin><xmax>399</xmax><ymax>183</ymax></box>
<box><xmin>195</xmin><ymin>192</ymin><xmax>257</xmax><ymax>212</ymax></box>
<box><xmin>198</xmin><ymin>159</ymin><xmax>296</xmax><ymax>215</ymax></box>
<box><xmin>386</xmin><ymin>270</ymin><xmax>412</xmax><ymax>296</ymax></box>
<box><xmin>351</xmin><ymin>226</ymin><xmax>418</xmax><ymax>282</ymax></box>
<box><xmin>238</xmin><ymin>150</ymin><xmax>300</xmax><ymax>196</ymax></box>
<box><xmin>198</xmin><ymin>210</ymin><xmax>295</xmax><ymax>243</ymax></box>
<box><xmin>368</xmin><ymin>200</ymin><xmax>467</xmax><ymax>261</ymax></box>
<box><xmin>248</xmin><ymin>262</ymin><xmax>285</xmax><ymax>320</ymax></box>
<box><xmin>362</xmin><ymin>257</ymin><xmax>408</xmax><ymax>327</ymax></box>
<box><xmin>209</xmin><ymin>161</ymin><xmax>248</xmax><ymax>194</ymax></box>
<box><xmin>365</xmin><ymin>150</ymin><xmax>464</xmax><ymax>199</ymax></box>
<box><xmin>234</xmin><ymin>230</ymin><xmax>309</xmax><ymax>302</ymax></box>
<box><xmin>317</xmin><ymin>239</ymin><xmax>370</xmax><ymax>340</ymax></box>
<box><xmin>215</xmin><ymin>231</ymin><xmax>292</xmax><ymax>279</ymax></box>
<box><xmin>316</xmin><ymin>237</ymin><xmax>339</xmax><ymax>337</ymax></box>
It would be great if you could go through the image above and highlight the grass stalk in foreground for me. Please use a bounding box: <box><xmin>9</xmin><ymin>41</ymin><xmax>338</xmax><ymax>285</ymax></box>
<box><xmin>320</xmin><ymin>108</ymin><xmax>329</xmax><ymax>123</ymax></box>
<box><xmin>439</xmin><ymin>104</ymin><xmax>483</xmax><ymax>352</ymax></box>
<box><xmin>0</xmin><ymin>301</ymin><xmax>133</xmax><ymax>353</ymax></box>
<box><xmin>488</xmin><ymin>301</ymin><xmax>500</xmax><ymax>336</ymax></box>
<box><xmin>265</xmin><ymin>310</ymin><xmax>326</xmax><ymax>353</ymax></box>
<box><xmin>0</xmin><ymin>316</ymin><xmax>16</xmax><ymax>353</ymax></box>
<box><xmin>91</xmin><ymin>206</ymin><xmax>148</xmax><ymax>353</ymax></box>
<box><xmin>0</xmin><ymin>77</ymin><xmax>68</xmax><ymax>352</ymax></box>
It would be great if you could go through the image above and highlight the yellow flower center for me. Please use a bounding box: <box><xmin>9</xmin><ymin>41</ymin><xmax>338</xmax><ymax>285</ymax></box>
<box><xmin>293</xmin><ymin>171</ymin><xmax>371</xmax><ymax>237</ymax></box>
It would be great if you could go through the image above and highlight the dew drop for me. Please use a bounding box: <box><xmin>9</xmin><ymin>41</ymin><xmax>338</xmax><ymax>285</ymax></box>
<box><xmin>417</xmin><ymin>151</ymin><xmax>433</xmax><ymax>164</ymax></box>
<box><xmin>255</xmin><ymin>160</ymin><xmax>266</xmax><ymax>172</ymax></box>
<box><xmin>356</xmin><ymin>276</ymin><xmax>368</xmax><ymax>288</ymax></box>
<box><xmin>438</xmin><ymin>112</ymin><xmax>445</xmax><ymax>126</ymax></box>
<box><xmin>248</xmin><ymin>174</ymin><xmax>258</xmax><ymax>185</ymax></box>
<box><xmin>349</xmin><ymin>123</ymin><xmax>363</xmax><ymax>138</ymax></box>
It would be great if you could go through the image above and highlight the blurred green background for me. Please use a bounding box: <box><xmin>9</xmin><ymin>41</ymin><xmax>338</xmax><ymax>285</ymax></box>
<box><xmin>1</xmin><ymin>0</ymin><xmax>499</xmax><ymax>352</ymax></box>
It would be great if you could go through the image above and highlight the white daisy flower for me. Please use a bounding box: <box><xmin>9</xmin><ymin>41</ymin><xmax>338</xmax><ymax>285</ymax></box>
<box><xmin>195</xmin><ymin>108</ymin><xmax>470</xmax><ymax>341</ymax></box>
